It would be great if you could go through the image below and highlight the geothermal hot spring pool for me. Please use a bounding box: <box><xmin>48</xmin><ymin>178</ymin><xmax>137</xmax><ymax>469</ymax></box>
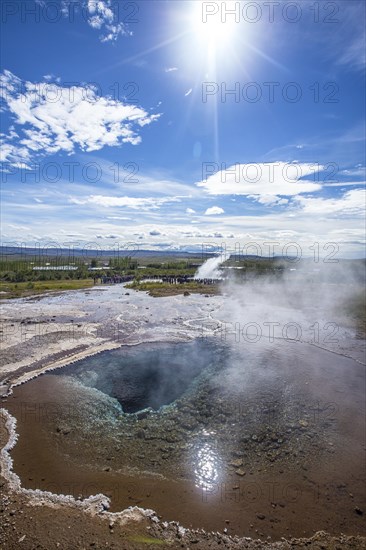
<box><xmin>55</xmin><ymin>342</ymin><xmax>211</xmax><ymax>413</ymax></box>
<box><xmin>3</xmin><ymin>338</ymin><xmax>366</xmax><ymax>539</ymax></box>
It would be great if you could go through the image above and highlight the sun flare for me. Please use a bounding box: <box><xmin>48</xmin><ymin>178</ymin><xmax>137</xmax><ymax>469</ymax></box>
<box><xmin>191</xmin><ymin>1</ymin><xmax>238</xmax><ymax>49</ymax></box>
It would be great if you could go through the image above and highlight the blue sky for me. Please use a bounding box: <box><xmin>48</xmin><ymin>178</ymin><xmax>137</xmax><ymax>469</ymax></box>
<box><xmin>0</xmin><ymin>0</ymin><xmax>365</xmax><ymax>257</ymax></box>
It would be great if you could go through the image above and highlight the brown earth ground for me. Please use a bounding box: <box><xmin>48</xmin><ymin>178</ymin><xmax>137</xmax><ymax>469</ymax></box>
<box><xmin>0</xmin><ymin>285</ymin><xmax>365</xmax><ymax>549</ymax></box>
<box><xmin>0</xmin><ymin>423</ymin><xmax>365</xmax><ymax>550</ymax></box>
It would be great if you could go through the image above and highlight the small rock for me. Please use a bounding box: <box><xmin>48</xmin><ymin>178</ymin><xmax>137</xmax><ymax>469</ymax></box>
<box><xmin>355</xmin><ymin>507</ymin><xmax>363</xmax><ymax>515</ymax></box>
<box><xmin>235</xmin><ymin>469</ymin><xmax>246</xmax><ymax>476</ymax></box>
<box><xmin>232</xmin><ymin>450</ymin><xmax>243</xmax><ymax>458</ymax></box>
<box><xmin>180</xmin><ymin>420</ymin><xmax>198</xmax><ymax>431</ymax></box>
<box><xmin>257</xmin><ymin>514</ymin><xmax>266</xmax><ymax>520</ymax></box>
<box><xmin>136</xmin><ymin>409</ymin><xmax>152</xmax><ymax>420</ymax></box>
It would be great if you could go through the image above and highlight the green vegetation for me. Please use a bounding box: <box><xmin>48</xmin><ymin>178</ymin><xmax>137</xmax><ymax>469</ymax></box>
<box><xmin>0</xmin><ymin>255</ymin><xmax>199</xmax><ymax>284</ymax></box>
<box><xmin>132</xmin><ymin>260</ymin><xmax>198</xmax><ymax>280</ymax></box>
<box><xmin>126</xmin><ymin>280</ymin><xmax>220</xmax><ymax>297</ymax></box>
<box><xmin>108</xmin><ymin>257</ymin><xmax>138</xmax><ymax>270</ymax></box>
<box><xmin>0</xmin><ymin>257</ymin><xmax>90</xmax><ymax>282</ymax></box>
<box><xmin>0</xmin><ymin>279</ymin><xmax>94</xmax><ymax>299</ymax></box>
<box><xmin>0</xmin><ymin>253</ymin><xmax>204</xmax><ymax>298</ymax></box>
<box><xmin>226</xmin><ymin>257</ymin><xmax>286</xmax><ymax>279</ymax></box>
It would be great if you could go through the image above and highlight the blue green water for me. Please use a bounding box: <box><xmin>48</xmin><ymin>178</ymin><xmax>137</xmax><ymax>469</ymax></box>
<box><xmin>54</xmin><ymin>339</ymin><xmax>223</xmax><ymax>413</ymax></box>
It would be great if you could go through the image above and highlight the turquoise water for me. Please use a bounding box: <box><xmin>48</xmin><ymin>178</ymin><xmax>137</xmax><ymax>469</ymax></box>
<box><xmin>53</xmin><ymin>339</ymin><xmax>223</xmax><ymax>413</ymax></box>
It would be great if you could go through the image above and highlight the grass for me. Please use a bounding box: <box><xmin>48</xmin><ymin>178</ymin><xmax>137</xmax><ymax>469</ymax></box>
<box><xmin>0</xmin><ymin>279</ymin><xmax>94</xmax><ymax>299</ymax></box>
<box><xmin>125</xmin><ymin>281</ymin><xmax>221</xmax><ymax>297</ymax></box>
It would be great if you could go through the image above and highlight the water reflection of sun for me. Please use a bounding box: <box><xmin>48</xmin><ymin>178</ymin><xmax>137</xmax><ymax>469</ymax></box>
<box><xmin>193</xmin><ymin>430</ymin><xmax>221</xmax><ymax>491</ymax></box>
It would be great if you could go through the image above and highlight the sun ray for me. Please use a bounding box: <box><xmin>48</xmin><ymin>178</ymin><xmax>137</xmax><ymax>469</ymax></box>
<box><xmin>96</xmin><ymin>31</ymin><xmax>190</xmax><ymax>75</ymax></box>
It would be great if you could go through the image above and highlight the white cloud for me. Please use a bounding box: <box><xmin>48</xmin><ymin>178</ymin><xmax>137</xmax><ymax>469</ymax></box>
<box><xmin>323</xmin><ymin>181</ymin><xmax>366</xmax><ymax>188</ymax></box>
<box><xmin>339</xmin><ymin>166</ymin><xmax>366</xmax><ymax>178</ymax></box>
<box><xmin>2</xmin><ymin>203</ymin><xmax>364</xmax><ymax>256</ymax></box>
<box><xmin>197</xmin><ymin>162</ymin><xmax>323</xmax><ymax>199</ymax></box>
<box><xmin>337</xmin><ymin>34</ymin><xmax>366</xmax><ymax>71</ymax></box>
<box><xmin>43</xmin><ymin>74</ymin><xmax>61</xmax><ymax>83</ymax></box>
<box><xmin>106</xmin><ymin>216</ymin><xmax>132</xmax><ymax>221</ymax></box>
<box><xmin>186</xmin><ymin>208</ymin><xmax>196</xmax><ymax>214</ymax></box>
<box><xmin>0</xmin><ymin>71</ymin><xmax>159</xmax><ymax>168</ymax></box>
<box><xmin>204</xmin><ymin>206</ymin><xmax>225</xmax><ymax>215</ymax></box>
<box><xmin>295</xmin><ymin>189</ymin><xmax>365</xmax><ymax>216</ymax></box>
<box><xmin>61</xmin><ymin>0</ymin><xmax>131</xmax><ymax>42</ymax></box>
<box><xmin>165</xmin><ymin>67</ymin><xmax>178</xmax><ymax>73</ymax></box>
<box><xmin>185</xmin><ymin>88</ymin><xmax>193</xmax><ymax>97</ymax></box>
<box><xmin>70</xmin><ymin>195</ymin><xmax>181</xmax><ymax>211</ymax></box>
<box><xmin>334</xmin><ymin>3</ymin><xmax>366</xmax><ymax>72</ymax></box>
<box><xmin>247</xmin><ymin>194</ymin><xmax>289</xmax><ymax>206</ymax></box>
<box><xmin>0</xmin><ymin>142</ymin><xmax>31</xmax><ymax>166</ymax></box>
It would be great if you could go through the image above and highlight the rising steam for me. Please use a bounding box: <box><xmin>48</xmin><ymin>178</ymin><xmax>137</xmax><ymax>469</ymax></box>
<box><xmin>194</xmin><ymin>253</ymin><xmax>230</xmax><ymax>279</ymax></box>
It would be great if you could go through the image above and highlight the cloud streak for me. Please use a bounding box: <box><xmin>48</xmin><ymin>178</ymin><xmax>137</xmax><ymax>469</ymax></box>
<box><xmin>70</xmin><ymin>194</ymin><xmax>181</xmax><ymax>211</ymax></box>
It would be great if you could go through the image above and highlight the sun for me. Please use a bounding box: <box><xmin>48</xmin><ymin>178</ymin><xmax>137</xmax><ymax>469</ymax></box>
<box><xmin>191</xmin><ymin>1</ymin><xmax>238</xmax><ymax>49</ymax></box>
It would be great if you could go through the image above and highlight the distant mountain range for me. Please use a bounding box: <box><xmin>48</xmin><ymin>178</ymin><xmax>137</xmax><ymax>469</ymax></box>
<box><xmin>1</xmin><ymin>246</ymin><xmax>364</xmax><ymax>262</ymax></box>
<box><xmin>0</xmin><ymin>245</ymin><xmax>205</xmax><ymax>258</ymax></box>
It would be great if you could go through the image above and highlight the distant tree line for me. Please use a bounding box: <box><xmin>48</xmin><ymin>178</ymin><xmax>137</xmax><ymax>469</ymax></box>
<box><xmin>0</xmin><ymin>256</ymin><xmax>196</xmax><ymax>283</ymax></box>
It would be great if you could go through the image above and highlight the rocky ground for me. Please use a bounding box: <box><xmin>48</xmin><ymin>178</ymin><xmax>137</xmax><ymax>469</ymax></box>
<box><xmin>1</xmin><ymin>475</ymin><xmax>365</xmax><ymax>549</ymax></box>
<box><xmin>0</xmin><ymin>284</ymin><xmax>365</xmax><ymax>549</ymax></box>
